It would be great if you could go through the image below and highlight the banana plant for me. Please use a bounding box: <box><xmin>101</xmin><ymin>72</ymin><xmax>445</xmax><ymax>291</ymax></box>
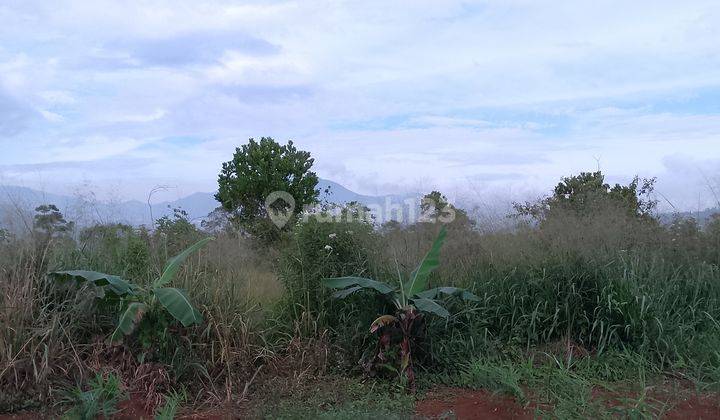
<box><xmin>322</xmin><ymin>227</ymin><xmax>478</xmax><ymax>390</ymax></box>
<box><xmin>50</xmin><ymin>237</ymin><xmax>213</xmax><ymax>344</ymax></box>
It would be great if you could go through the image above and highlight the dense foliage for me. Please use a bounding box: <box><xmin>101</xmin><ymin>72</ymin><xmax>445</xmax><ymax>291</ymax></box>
<box><xmin>215</xmin><ymin>137</ymin><xmax>319</xmax><ymax>241</ymax></box>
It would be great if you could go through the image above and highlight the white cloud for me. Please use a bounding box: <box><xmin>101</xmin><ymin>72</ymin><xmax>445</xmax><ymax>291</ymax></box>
<box><xmin>39</xmin><ymin>109</ymin><xmax>64</xmax><ymax>123</ymax></box>
<box><xmin>0</xmin><ymin>0</ymin><xmax>719</xmax><ymax>208</ymax></box>
<box><xmin>106</xmin><ymin>109</ymin><xmax>167</xmax><ymax>124</ymax></box>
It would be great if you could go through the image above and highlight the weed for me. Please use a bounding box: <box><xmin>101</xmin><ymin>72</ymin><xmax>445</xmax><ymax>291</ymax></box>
<box><xmin>61</xmin><ymin>372</ymin><xmax>126</xmax><ymax>420</ymax></box>
<box><xmin>155</xmin><ymin>389</ymin><xmax>186</xmax><ymax>420</ymax></box>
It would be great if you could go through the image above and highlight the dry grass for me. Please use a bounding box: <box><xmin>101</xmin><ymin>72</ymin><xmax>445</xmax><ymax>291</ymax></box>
<box><xmin>1</xmin><ymin>198</ymin><xmax>719</xmax><ymax>414</ymax></box>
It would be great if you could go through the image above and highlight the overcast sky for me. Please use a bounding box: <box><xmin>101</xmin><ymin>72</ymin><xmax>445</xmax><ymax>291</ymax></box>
<box><xmin>1</xmin><ymin>0</ymin><xmax>719</xmax><ymax>210</ymax></box>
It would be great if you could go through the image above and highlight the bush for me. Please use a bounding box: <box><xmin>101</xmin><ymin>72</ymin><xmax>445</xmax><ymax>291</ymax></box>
<box><xmin>280</xmin><ymin>215</ymin><xmax>376</xmax><ymax>318</ymax></box>
<box><xmin>277</xmin><ymin>213</ymin><xmax>390</xmax><ymax>366</ymax></box>
<box><xmin>76</xmin><ymin>224</ymin><xmax>151</xmax><ymax>280</ymax></box>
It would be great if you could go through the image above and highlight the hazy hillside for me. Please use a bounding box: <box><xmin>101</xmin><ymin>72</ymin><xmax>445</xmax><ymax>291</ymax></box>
<box><xmin>0</xmin><ymin>179</ymin><xmax>420</xmax><ymax>230</ymax></box>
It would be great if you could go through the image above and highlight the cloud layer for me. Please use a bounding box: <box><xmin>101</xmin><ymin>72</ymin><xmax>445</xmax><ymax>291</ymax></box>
<box><xmin>1</xmin><ymin>0</ymin><xmax>719</xmax><ymax>209</ymax></box>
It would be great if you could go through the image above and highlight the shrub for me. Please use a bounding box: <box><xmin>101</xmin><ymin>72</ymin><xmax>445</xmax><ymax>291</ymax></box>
<box><xmin>77</xmin><ymin>223</ymin><xmax>151</xmax><ymax>280</ymax></box>
<box><xmin>280</xmin><ymin>215</ymin><xmax>376</xmax><ymax>321</ymax></box>
<box><xmin>154</xmin><ymin>207</ymin><xmax>203</xmax><ymax>258</ymax></box>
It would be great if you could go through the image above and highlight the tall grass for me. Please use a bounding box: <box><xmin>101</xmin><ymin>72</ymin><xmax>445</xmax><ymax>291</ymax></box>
<box><xmin>398</xmin><ymin>210</ymin><xmax>720</xmax><ymax>376</ymax></box>
<box><xmin>1</xmin><ymin>199</ymin><xmax>719</xmax><ymax>413</ymax></box>
<box><xmin>0</xmin><ymin>224</ymin><xmax>281</xmax><ymax>412</ymax></box>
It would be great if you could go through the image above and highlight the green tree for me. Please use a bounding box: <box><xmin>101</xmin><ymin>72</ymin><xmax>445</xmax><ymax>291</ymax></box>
<box><xmin>514</xmin><ymin>171</ymin><xmax>657</xmax><ymax>222</ymax></box>
<box><xmin>215</xmin><ymin>137</ymin><xmax>319</xmax><ymax>240</ymax></box>
<box><xmin>33</xmin><ymin>204</ymin><xmax>74</xmax><ymax>238</ymax></box>
<box><xmin>155</xmin><ymin>207</ymin><xmax>201</xmax><ymax>256</ymax></box>
<box><xmin>420</xmin><ymin>190</ymin><xmax>472</xmax><ymax>226</ymax></box>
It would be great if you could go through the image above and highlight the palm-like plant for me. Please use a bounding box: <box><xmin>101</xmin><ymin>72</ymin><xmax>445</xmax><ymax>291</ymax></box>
<box><xmin>49</xmin><ymin>237</ymin><xmax>213</xmax><ymax>344</ymax></box>
<box><xmin>322</xmin><ymin>227</ymin><xmax>478</xmax><ymax>390</ymax></box>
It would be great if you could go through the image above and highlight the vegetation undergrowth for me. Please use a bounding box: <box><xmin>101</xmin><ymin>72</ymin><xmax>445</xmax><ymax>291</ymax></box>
<box><xmin>249</xmin><ymin>375</ymin><xmax>414</xmax><ymax>419</ymax></box>
<box><xmin>1</xmin><ymin>165</ymin><xmax>719</xmax><ymax>418</ymax></box>
<box><xmin>60</xmin><ymin>372</ymin><xmax>126</xmax><ymax>420</ymax></box>
<box><xmin>423</xmin><ymin>345</ymin><xmax>720</xmax><ymax>419</ymax></box>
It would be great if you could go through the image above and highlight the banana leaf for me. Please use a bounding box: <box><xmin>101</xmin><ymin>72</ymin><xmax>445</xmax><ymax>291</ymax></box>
<box><xmin>404</xmin><ymin>227</ymin><xmax>446</xmax><ymax>297</ymax></box>
<box><xmin>155</xmin><ymin>287</ymin><xmax>203</xmax><ymax>327</ymax></box>
<box><xmin>153</xmin><ymin>237</ymin><xmax>214</xmax><ymax>288</ymax></box>
<box><xmin>49</xmin><ymin>270</ymin><xmax>134</xmax><ymax>297</ymax></box>
<box><xmin>110</xmin><ymin>302</ymin><xmax>147</xmax><ymax>344</ymax></box>
<box><xmin>322</xmin><ymin>276</ymin><xmax>395</xmax><ymax>295</ymax></box>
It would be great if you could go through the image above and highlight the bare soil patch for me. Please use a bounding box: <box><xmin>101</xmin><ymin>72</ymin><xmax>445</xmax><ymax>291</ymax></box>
<box><xmin>416</xmin><ymin>387</ymin><xmax>532</xmax><ymax>419</ymax></box>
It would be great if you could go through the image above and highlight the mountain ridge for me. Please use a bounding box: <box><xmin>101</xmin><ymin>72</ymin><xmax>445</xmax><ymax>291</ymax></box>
<box><xmin>0</xmin><ymin>179</ymin><xmax>420</xmax><ymax>229</ymax></box>
<box><xmin>2</xmin><ymin>181</ymin><xmax>716</xmax><ymax>231</ymax></box>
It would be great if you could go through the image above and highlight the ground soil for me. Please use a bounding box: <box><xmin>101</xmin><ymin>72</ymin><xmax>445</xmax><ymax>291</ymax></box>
<box><xmin>2</xmin><ymin>385</ymin><xmax>718</xmax><ymax>419</ymax></box>
<box><xmin>416</xmin><ymin>387</ymin><xmax>533</xmax><ymax>419</ymax></box>
<box><xmin>663</xmin><ymin>393</ymin><xmax>720</xmax><ymax>419</ymax></box>
<box><xmin>415</xmin><ymin>386</ymin><xmax>720</xmax><ymax>420</ymax></box>
<box><xmin>113</xmin><ymin>395</ymin><xmax>242</xmax><ymax>419</ymax></box>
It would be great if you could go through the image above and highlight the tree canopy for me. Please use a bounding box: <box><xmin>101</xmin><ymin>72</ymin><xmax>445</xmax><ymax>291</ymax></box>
<box><xmin>33</xmin><ymin>204</ymin><xmax>74</xmax><ymax>238</ymax></box>
<box><xmin>514</xmin><ymin>171</ymin><xmax>657</xmax><ymax>222</ymax></box>
<box><xmin>215</xmin><ymin>137</ymin><xmax>319</xmax><ymax>239</ymax></box>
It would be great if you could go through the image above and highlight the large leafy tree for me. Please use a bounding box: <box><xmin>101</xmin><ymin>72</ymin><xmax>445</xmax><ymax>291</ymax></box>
<box><xmin>514</xmin><ymin>171</ymin><xmax>657</xmax><ymax>222</ymax></box>
<box><xmin>215</xmin><ymin>137</ymin><xmax>319</xmax><ymax>239</ymax></box>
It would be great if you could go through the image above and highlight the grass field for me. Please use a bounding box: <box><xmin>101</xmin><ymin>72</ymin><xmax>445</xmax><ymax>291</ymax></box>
<box><xmin>1</xmin><ymin>189</ymin><xmax>719</xmax><ymax>419</ymax></box>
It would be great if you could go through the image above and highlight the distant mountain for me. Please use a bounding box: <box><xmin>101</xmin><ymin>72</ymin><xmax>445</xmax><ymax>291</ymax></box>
<box><xmin>0</xmin><ymin>179</ymin><xmax>421</xmax><ymax>231</ymax></box>
<box><xmin>317</xmin><ymin>179</ymin><xmax>418</xmax><ymax>207</ymax></box>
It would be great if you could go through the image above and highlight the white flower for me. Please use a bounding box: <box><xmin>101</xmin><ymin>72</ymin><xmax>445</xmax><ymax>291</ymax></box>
<box><xmin>346</xmin><ymin>230</ymin><xmax>354</xmax><ymax>234</ymax></box>
<box><xmin>328</xmin><ymin>233</ymin><xmax>337</xmax><ymax>239</ymax></box>
<box><xmin>324</xmin><ymin>245</ymin><xmax>333</xmax><ymax>251</ymax></box>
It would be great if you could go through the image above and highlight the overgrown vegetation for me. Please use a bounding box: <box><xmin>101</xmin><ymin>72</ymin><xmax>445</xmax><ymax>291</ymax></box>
<box><xmin>323</xmin><ymin>227</ymin><xmax>479</xmax><ymax>390</ymax></box>
<box><xmin>61</xmin><ymin>372</ymin><xmax>126</xmax><ymax>420</ymax></box>
<box><xmin>49</xmin><ymin>237</ymin><xmax>211</xmax><ymax>346</ymax></box>
<box><xmin>1</xmin><ymin>166</ymin><xmax>719</xmax><ymax>418</ymax></box>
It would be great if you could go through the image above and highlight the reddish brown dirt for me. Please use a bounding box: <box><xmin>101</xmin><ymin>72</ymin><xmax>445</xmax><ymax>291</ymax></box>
<box><xmin>416</xmin><ymin>386</ymin><xmax>720</xmax><ymax>419</ymax></box>
<box><xmin>663</xmin><ymin>393</ymin><xmax>720</xmax><ymax>419</ymax></box>
<box><xmin>113</xmin><ymin>395</ymin><xmax>154</xmax><ymax>419</ymax></box>
<box><xmin>416</xmin><ymin>387</ymin><xmax>532</xmax><ymax>420</ymax></box>
<box><xmin>114</xmin><ymin>395</ymin><xmax>242</xmax><ymax>420</ymax></box>
<box><xmin>0</xmin><ymin>414</ymin><xmax>43</xmax><ymax>420</ymax></box>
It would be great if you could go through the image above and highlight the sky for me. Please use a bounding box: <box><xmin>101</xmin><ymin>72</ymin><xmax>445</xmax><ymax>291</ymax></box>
<box><xmin>0</xmin><ymin>0</ymin><xmax>719</xmax><ymax>211</ymax></box>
